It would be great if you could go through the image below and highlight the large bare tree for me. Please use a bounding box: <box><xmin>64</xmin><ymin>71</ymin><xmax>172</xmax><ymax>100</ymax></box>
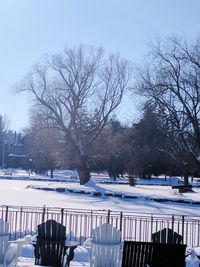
<box><xmin>16</xmin><ymin>45</ymin><xmax>131</xmax><ymax>184</ymax></box>
<box><xmin>136</xmin><ymin>36</ymin><xmax>200</xmax><ymax>184</ymax></box>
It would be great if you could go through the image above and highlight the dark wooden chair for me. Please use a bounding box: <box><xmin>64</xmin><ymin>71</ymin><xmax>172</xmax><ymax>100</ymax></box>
<box><xmin>32</xmin><ymin>219</ymin><xmax>77</xmax><ymax>267</ymax></box>
<box><xmin>151</xmin><ymin>242</ymin><xmax>186</xmax><ymax>267</ymax></box>
<box><xmin>121</xmin><ymin>241</ymin><xmax>186</xmax><ymax>267</ymax></box>
<box><xmin>121</xmin><ymin>241</ymin><xmax>154</xmax><ymax>267</ymax></box>
<box><xmin>152</xmin><ymin>228</ymin><xmax>183</xmax><ymax>244</ymax></box>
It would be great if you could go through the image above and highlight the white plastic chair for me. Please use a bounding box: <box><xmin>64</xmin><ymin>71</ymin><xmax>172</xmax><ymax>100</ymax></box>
<box><xmin>84</xmin><ymin>223</ymin><xmax>121</xmax><ymax>267</ymax></box>
<box><xmin>0</xmin><ymin>219</ymin><xmax>29</xmax><ymax>266</ymax></box>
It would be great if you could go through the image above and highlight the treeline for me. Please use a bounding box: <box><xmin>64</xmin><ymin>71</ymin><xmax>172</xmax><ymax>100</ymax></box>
<box><xmin>21</xmin><ymin>104</ymin><xmax>200</xmax><ymax>184</ymax></box>
<box><xmin>1</xmin><ymin>104</ymin><xmax>198</xmax><ymax>184</ymax></box>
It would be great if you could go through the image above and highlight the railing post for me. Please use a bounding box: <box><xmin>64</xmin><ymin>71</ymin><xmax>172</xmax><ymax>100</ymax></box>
<box><xmin>90</xmin><ymin>210</ymin><xmax>93</xmax><ymax>237</ymax></box>
<box><xmin>61</xmin><ymin>208</ymin><xmax>64</xmax><ymax>224</ymax></box>
<box><xmin>5</xmin><ymin>206</ymin><xmax>8</xmax><ymax>222</ymax></box>
<box><xmin>172</xmin><ymin>214</ymin><xmax>174</xmax><ymax>232</ymax></box>
<box><xmin>150</xmin><ymin>214</ymin><xmax>153</xmax><ymax>236</ymax></box>
<box><xmin>182</xmin><ymin>215</ymin><xmax>185</xmax><ymax>244</ymax></box>
<box><xmin>19</xmin><ymin>207</ymin><xmax>23</xmax><ymax>237</ymax></box>
<box><xmin>107</xmin><ymin>210</ymin><xmax>110</xmax><ymax>224</ymax></box>
<box><xmin>42</xmin><ymin>205</ymin><xmax>46</xmax><ymax>222</ymax></box>
<box><xmin>1</xmin><ymin>206</ymin><xmax>3</xmax><ymax>219</ymax></box>
<box><xmin>119</xmin><ymin>212</ymin><xmax>123</xmax><ymax>232</ymax></box>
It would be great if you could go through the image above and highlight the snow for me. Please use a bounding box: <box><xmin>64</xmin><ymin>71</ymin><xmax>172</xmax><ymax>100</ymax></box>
<box><xmin>0</xmin><ymin>178</ymin><xmax>199</xmax><ymax>216</ymax></box>
<box><xmin>11</xmin><ymin>240</ymin><xmax>199</xmax><ymax>267</ymax></box>
<box><xmin>0</xmin><ymin>168</ymin><xmax>200</xmax><ymax>266</ymax></box>
<box><xmin>17</xmin><ymin>245</ymin><xmax>89</xmax><ymax>266</ymax></box>
<box><xmin>0</xmin><ymin>173</ymin><xmax>199</xmax><ymax>216</ymax></box>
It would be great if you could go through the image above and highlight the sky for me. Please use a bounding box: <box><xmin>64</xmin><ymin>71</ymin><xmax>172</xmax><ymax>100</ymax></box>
<box><xmin>0</xmin><ymin>0</ymin><xmax>200</xmax><ymax>131</ymax></box>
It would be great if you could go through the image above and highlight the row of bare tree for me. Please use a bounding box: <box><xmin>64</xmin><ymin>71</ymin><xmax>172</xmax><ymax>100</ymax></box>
<box><xmin>13</xmin><ymin>37</ymin><xmax>200</xmax><ymax>185</ymax></box>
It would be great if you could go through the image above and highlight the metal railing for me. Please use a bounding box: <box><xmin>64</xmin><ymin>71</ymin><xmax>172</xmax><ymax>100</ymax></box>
<box><xmin>1</xmin><ymin>205</ymin><xmax>200</xmax><ymax>247</ymax></box>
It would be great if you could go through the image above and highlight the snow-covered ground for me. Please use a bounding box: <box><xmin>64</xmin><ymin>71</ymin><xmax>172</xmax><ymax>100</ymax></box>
<box><xmin>0</xmin><ymin>169</ymin><xmax>199</xmax><ymax>216</ymax></box>
<box><xmin>0</xmin><ymin>179</ymin><xmax>199</xmax><ymax>215</ymax></box>
<box><xmin>10</xmin><ymin>237</ymin><xmax>200</xmax><ymax>267</ymax></box>
<box><xmin>8</xmin><ymin>237</ymin><xmax>200</xmax><ymax>267</ymax></box>
<box><xmin>0</xmin><ymin>168</ymin><xmax>200</xmax><ymax>266</ymax></box>
<box><xmin>16</xmin><ymin>243</ymin><xmax>90</xmax><ymax>267</ymax></box>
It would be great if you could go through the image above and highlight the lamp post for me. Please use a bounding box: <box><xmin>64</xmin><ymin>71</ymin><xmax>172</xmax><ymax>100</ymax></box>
<box><xmin>29</xmin><ymin>157</ymin><xmax>32</xmax><ymax>176</ymax></box>
<box><xmin>2</xmin><ymin>139</ymin><xmax>6</xmax><ymax>169</ymax></box>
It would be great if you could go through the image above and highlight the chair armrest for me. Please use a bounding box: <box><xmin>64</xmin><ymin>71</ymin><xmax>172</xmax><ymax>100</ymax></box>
<box><xmin>65</xmin><ymin>242</ymin><xmax>78</xmax><ymax>267</ymax></box>
<box><xmin>10</xmin><ymin>238</ymin><xmax>28</xmax><ymax>246</ymax></box>
<box><xmin>30</xmin><ymin>241</ymin><xmax>37</xmax><ymax>245</ymax></box>
<box><xmin>30</xmin><ymin>240</ymin><xmax>40</xmax><ymax>264</ymax></box>
<box><xmin>83</xmin><ymin>238</ymin><xmax>92</xmax><ymax>248</ymax></box>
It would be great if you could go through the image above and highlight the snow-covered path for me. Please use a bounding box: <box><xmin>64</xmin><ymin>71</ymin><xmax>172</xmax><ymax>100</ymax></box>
<box><xmin>0</xmin><ymin>179</ymin><xmax>199</xmax><ymax>216</ymax></box>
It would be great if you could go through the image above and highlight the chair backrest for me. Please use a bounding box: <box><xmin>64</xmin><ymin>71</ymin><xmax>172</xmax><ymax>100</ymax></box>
<box><xmin>121</xmin><ymin>241</ymin><xmax>186</xmax><ymax>267</ymax></box>
<box><xmin>0</xmin><ymin>219</ymin><xmax>9</xmax><ymax>264</ymax></box>
<box><xmin>35</xmin><ymin>219</ymin><xmax>66</xmax><ymax>267</ymax></box>
<box><xmin>151</xmin><ymin>242</ymin><xmax>186</xmax><ymax>267</ymax></box>
<box><xmin>91</xmin><ymin>223</ymin><xmax>121</xmax><ymax>267</ymax></box>
<box><xmin>121</xmin><ymin>241</ymin><xmax>154</xmax><ymax>267</ymax></box>
<box><xmin>152</xmin><ymin>228</ymin><xmax>183</xmax><ymax>244</ymax></box>
<box><xmin>38</xmin><ymin>219</ymin><xmax>66</xmax><ymax>240</ymax></box>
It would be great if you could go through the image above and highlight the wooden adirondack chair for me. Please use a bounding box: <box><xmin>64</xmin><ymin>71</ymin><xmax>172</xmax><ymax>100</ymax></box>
<box><xmin>151</xmin><ymin>242</ymin><xmax>186</xmax><ymax>267</ymax></box>
<box><xmin>152</xmin><ymin>228</ymin><xmax>183</xmax><ymax>244</ymax></box>
<box><xmin>0</xmin><ymin>218</ymin><xmax>27</xmax><ymax>266</ymax></box>
<box><xmin>121</xmin><ymin>241</ymin><xmax>154</xmax><ymax>267</ymax></box>
<box><xmin>32</xmin><ymin>219</ymin><xmax>77</xmax><ymax>267</ymax></box>
<box><xmin>121</xmin><ymin>241</ymin><xmax>186</xmax><ymax>267</ymax></box>
<box><xmin>88</xmin><ymin>223</ymin><xmax>121</xmax><ymax>267</ymax></box>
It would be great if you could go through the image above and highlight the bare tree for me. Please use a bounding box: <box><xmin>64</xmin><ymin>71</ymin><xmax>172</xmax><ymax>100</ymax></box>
<box><xmin>136</xmin><ymin>36</ymin><xmax>200</xmax><ymax>184</ymax></box>
<box><xmin>0</xmin><ymin>115</ymin><xmax>9</xmax><ymax>168</ymax></box>
<box><xmin>23</xmin><ymin>114</ymin><xmax>61</xmax><ymax>178</ymax></box>
<box><xmin>16</xmin><ymin>45</ymin><xmax>131</xmax><ymax>184</ymax></box>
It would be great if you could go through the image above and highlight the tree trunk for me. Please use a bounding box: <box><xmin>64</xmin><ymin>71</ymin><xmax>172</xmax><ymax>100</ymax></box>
<box><xmin>147</xmin><ymin>173</ymin><xmax>151</xmax><ymax>179</ymax></box>
<box><xmin>50</xmin><ymin>169</ymin><xmax>54</xmax><ymax>178</ymax></box>
<box><xmin>77</xmin><ymin>156</ymin><xmax>91</xmax><ymax>185</ymax></box>
<box><xmin>183</xmin><ymin>173</ymin><xmax>189</xmax><ymax>186</ymax></box>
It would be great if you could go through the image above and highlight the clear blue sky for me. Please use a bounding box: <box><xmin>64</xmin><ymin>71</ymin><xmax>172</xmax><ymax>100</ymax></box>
<box><xmin>0</xmin><ymin>0</ymin><xmax>200</xmax><ymax>131</ymax></box>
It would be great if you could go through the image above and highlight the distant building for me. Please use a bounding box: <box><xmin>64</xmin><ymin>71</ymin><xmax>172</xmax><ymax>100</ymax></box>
<box><xmin>7</xmin><ymin>132</ymin><xmax>27</xmax><ymax>168</ymax></box>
